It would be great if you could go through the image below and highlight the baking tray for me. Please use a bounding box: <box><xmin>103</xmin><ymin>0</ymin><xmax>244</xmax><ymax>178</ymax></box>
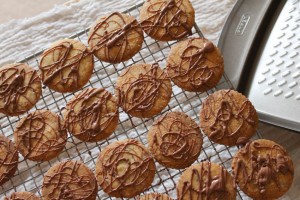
<box><xmin>218</xmin><ymin>0</ymin><xmax>300</xmax><ymax>132</ymax></box>
<box><xmin>0</xmin><ymin>2</ymin><xmax>261</xmax><ymax>199</ymax></box>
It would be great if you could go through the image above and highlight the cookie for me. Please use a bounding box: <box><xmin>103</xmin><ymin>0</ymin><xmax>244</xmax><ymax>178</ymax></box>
<box><xmin>39</xmin><ymin>39</ymin><xmax>94</xmax><ymax>93</ymax></box>
<box><xmin>199</xmin><ymin>89</ymin><xmax>258</xmax><ymax>146</ymax></box>
<box><xmin>166</xmin><ymin>38</ymin><xmax>224</xmax><ymax>92</ymax></box>
<box><xmin>0</xmin><ymin>135</ymin><xmax>18</xmax><ymax>186</ymax></box>
<box><xmin>4</xmin><ymin>191</ymin><xmax>40</xmax><ymax>200</ymax></box>
<box><xmin>42</xmin><ymin>160</ymin><xmax>97</xmax><ymax>200</ymax></box>
<box><xmin>232</xmin><ymin>139</ymin><xmax>294</xmax><ymax>200</ymax></box>
<box><xmin>115</xmin><ymin>63</ymin><xmax>172</xmax><ymax>118</ymax></box>
<box><xmin>148</xmin><ymin>112</ymin><xmax>202</xmax><ymax>169</ymax></box>
<box><xmin>139</xmin><ymin>193</ymin><xmax>172</xmax><ymax>200</ymax></box>
<box><xmin>88</xmin><ymin>12</ymin><xmax>144</xmax><ymax>63</ymax></box>
<box><xmin>14</xmin><ymin>110</ymin><xmax>67</xmax><ymax>161</ymax></box>
<box><xmin>95</xmin><ymin>139</ymin><xmax>156</xmax><ymax>198</ymax></box>
<box><xmin>0</xmin><ymin>63</ymin><xmax>42</xmax><ymax>116</ymax></box>
<box><xmin>140</xmin><ymin>0</ymin><xmax>195</xmax><ymax>41</ymax></box>
<box><xmin>64</xmin><ymin>88</ymin><xmax>119</xmax><ymax>142</ymax></box>
<box><xmin>177</xmin><ymin>162</ymin><xmax>236</xmax><ymax>200</ymax></box>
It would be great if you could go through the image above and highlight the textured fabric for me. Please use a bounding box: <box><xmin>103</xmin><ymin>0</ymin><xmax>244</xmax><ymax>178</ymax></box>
<box><xmin>0</xmin><ymin>0</ymin><xmax>236</xmax><ymax>66</ymax></box>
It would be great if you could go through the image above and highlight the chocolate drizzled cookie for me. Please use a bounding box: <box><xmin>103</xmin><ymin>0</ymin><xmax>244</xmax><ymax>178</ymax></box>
<box><xmin>42</xmin><ymin>160</ymin><xmax>97</xmax><ymax>200</ymax></box>
<box><xmin>177</xmin><ymin>162</ymin><xmax>236</xmax><ymax>200</ymax></box>
<box><xmin>0</xmin><ymin>135</ymin><xmax>18</xmax><ymax>186</ymax></box>
<box><xmin>64</xmin><ymin>88</ymin><xmax>119</xmax><ymax>142</ymax></box>
<box><xmin>199</xmin><ymin>89</ymin><xmax>258</xmax><ymax>146</ymax></box>
<box><xmin>140</xmin><ymin>0</ymin><xmax>195</xmax><ymax>41</ymax></box>
<box><xmin>139</xmin><ymin>193</ymin><xmax>173</xmax><ymax>200</ymax></box>
<box><xmin>4</xmin><ymin>191</ymin><xmax>40</xmax><ymax>200</ymax></box>
<box><xmin>167</xmin><ymin>38</ymin><xmax>224</xmax><ymax>92</ymax></box>
<box><xmin>14</xmin><ymin>110</ymin><xmax>67</xmax><ymax>161</ymax></box>
<box><xmin>115</xmin><ymin>63</ymin><xmax>172</xmax><ymax>118</ymax></box>
<box><xmin>0</xmin><ymin>63</ymin><xmax>42</xmax><ymax>116</ymax></box>
<box><xmin>232</xmin><ymin>139</ymin><xmax>294</xmax><ymax>200</ymax></box>
<box><xmin>148</xmin><ymin>112</ymin><xmax>202</xmax><ymax>169</ymax></box>
<box><xmin>95</xmin><ymin>139</ymin><xmax>156</xmax><ymax>198</ymax></box>
<box><xmin>88</xmin><ymin>12</ymin><xmax>144</xmax><ymax>63</ymax></box>
<box><xmin>39</xmin><ymin>39</ymin><xmax>94</xmax><ymax>93</ymax></box>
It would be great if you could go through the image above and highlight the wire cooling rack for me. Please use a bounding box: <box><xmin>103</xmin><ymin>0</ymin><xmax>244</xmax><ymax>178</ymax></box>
<box><xmin>0</xmin><ymin>1</ymin><xmax>261</xmax><ymax>200</ymax></box>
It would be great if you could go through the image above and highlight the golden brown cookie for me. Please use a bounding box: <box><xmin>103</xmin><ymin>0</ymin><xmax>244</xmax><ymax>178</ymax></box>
<box><xmin>4</xmin><ymin>191</ymin><xmax>40</xmax><ymax>200</ymax></box>
<box><xmin>166</xmin><ymin>38</ymin><xmax>224</xmax><ymax>92</ymax></box>
<box><xmin>63</xmin><ymin>88</ymin><xmax>119</xmax><ymax>142</ymax></box>
<box><xmin>0</xmin><ymin>135</ymin><xmax>18</xmax><ymax>186</ymax></box>
<box><xmin>140</xmin><ymin>0</ymin><xmax>195</xmax><ymax>41</ymax></box>
<box><xmin>39</xmin><ymin>39</ymin><xmax>94</xmax><ymax>93</ymax></box>
<box><xmin>88</xmin><ymin>12</ymin><xmax>144</xmax><ymax>63</ymax></box>
<box><xmin>0</xmin><ymin>63</ymin><xmax>42</xmax><ymax>116</ymax></box>
<box><xmin>115</xmin><ymin>63</ymin><xmax>172</xmax><ymax>118</ymax></box>
<box><xmin>95</xmin><ymin>139</ymin><xmax>156</xmax><ymax>198</ymax></box>
<box><xmin>42</xmin><ymin>160</ymin><xmax>97</xmax><ymax>200</ymax></box>
<box><xmin>14</xmin><ymin>110</ymin><xmax>67</xmax><ymax>161</ymax></box>
<box><xmin>148</xmin><ymin>112</ymin><xmax>202</xmax><ymax>169</ymax></box>
<box><xmin>232</xmin><ymin>139</ymin><xmax>294</xmax><ymax>200</ymax></box>
<box><xmin>199</xmin><ymin>89</ymin><xmax>258</xmax><ymax>146</ymax></box>
<box><xmin>139</xmin><ymin>193</ymin><xmax>173</xmax><ymax>200</ymax></box>
<box><xmin>177</xmin><ymin>162</ymin><xmax>236</xmax><ymax>200</ymax></box>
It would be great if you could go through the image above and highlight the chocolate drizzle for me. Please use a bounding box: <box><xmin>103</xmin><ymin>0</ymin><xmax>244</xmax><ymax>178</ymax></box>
<box><xmin>233</xmin><ymin>140</ymin><xmax>294</xmax><ymax>195</ymax></box>
<box><xmin>39</xmin><ymin>40</ymin><xmax>92</xmax><ymax>91</ymax></box>
<box><xmin>96</xmin><ymin>139</ymin><xmax>155</xmax><ymax>197</ymax></box>
<box><xmin>116</xmin><ymin>63</ymin><xmax>171</xmax><ymax>115</ymax></box>
<box><xmin>4</xmin><ymin>192</ymin><xmax>40</xmax><ymax>200</ymax></box>
<box><xmin>140</xmin><ymin>193</ymin><xmax>173</xmax><ymax>200</ymax></box>
<box><xmin>150</xmin><ymin>112</ymin><xmax>202</xmax><ymax>167</ymax></box>
<box><xmin>88</xmin><ymin>12</ymin><xmax>143</xmax><ymax>63</ymax></box>
<box><xmin>64</xmin><ymin>88</ymin><xmax>119</xmax><ymax>142</ymax></box>
<box><xmin>140</xmin><ymin>0</ymin><xmax>193</xmax><ymax>41</ymax></box>
<box><xmin>0</xmin><ymin>63</ymin><xmax>41</xmax><ymax>116</ymax></box>
<box><xmin>178</xmin><ymin>162</ymin><xmax>232</xmax><ymax>200</ymax></box>
<box><xmin>201</xmin><ymin>90</ymin><xmax>257</xmax><ymax>145</ymax></box>
<box><xmin>0</xmin><ymin>135</ymin><xmax>18</xmax><ymax>185</ymax></box>
<box><xmin>167</xmin><ymin>38</ymin><xmax>221</xmax><ymax>90</ymax></box>
<box><xmin>15</xmin><ymin>110</ymin><xmax>67</xmax><ymax>161</ymax></box>
<box><xmin>43</xmin><ymin>160</ymin><xmax>97</xmax><ymax>200</ymax></box>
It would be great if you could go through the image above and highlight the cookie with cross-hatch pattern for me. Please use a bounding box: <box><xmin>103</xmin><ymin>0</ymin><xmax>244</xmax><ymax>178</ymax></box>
<box><xmin>39</xmin><ymin>39</ymin><xmax>94</xmax><ymax>93</ymax></box>
<box><xmin>95</xmin><ymin>139</ymin><xmax>156</xmax><ymax>198</ymax></box>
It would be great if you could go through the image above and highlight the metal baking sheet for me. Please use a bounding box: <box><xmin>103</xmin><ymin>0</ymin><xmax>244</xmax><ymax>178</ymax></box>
<box><xmin>218</xmin><ymin>0</ymin><xmax>300</xmax><ymax>132</ymax></box>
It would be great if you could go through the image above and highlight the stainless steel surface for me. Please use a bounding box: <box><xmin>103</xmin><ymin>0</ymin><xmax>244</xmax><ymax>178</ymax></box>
<box><xmin>217</xmin><ymin>0</ymin><xmax>275</xmax><ymax>88</ymax></box>
<box><xmin>218</xmin><ymin>0</ymin><xmax>300</xmax><ymax>132</ymax></box>
<box><xmin>0</xmin><ymin>2</ymin><xmax>259</xmax><ymax>200</ymax></box>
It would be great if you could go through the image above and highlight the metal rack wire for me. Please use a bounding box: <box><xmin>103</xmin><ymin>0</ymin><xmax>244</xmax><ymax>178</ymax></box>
<box><xmin>0</xmin><ymin>2</ymin><xmax>260</xmax><ymax>199</ymax></box>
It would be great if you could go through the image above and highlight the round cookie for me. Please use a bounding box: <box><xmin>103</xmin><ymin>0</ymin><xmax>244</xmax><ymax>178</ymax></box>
<box><xmin>42</xmin><ymin>160</ymin><xmax>97</xmax><ymax>200</ymax></box>
<box><xmin>88</xmin><ymin>12</ymin><xmax>144</xmax><ymax>63</ymax></box>
<box><xmin>166</xmin><ymin>38</ymin><xmax>224</xmax><ymax>92</ymax></box>
<box><xmin>0</xmin><ymin>63</ymin><xmax>42</xmax><ymax>116</ymax></box>
<box><xmin>95</xmin><ymin>139</ymin><xmax>156</xmax><ymax>198</ymax></box>
<box><xmin>115</xmin><ymin>63</ymin><xmax>172</xmax><ymax>118</ymax></box>
<box><xmin>199</xmin><ymin>89</ymin><xmax>258</xmax><ymax>146</ymax></box>
<box><xmin>4</xmin><ymin>191</ymin><xmax>40</xmax><ymax>200</ymax></box>
<box><xmin>139</xmin><ymin>193</ymin><xmax>172</xmax><ymax>200</ymax></box>
<box><xmin>148</xmin><ymin>112</ymin><xmax>202</xmax><ymax>169</ymax></box>
<box><xmin>64</xmin><ymin>88</ymin><xmax>119</xmax><ymax>142</ymax></box>
<box><xmin>232</xmin><ymin>139</ymin><xmax>294</xmax><ymax>200</ymax></box>
<box><xmin>14</xmin><ymin>110</ymin><xmax>67</xmax><ymax>161</ymax></box>
<box><xmin>140</xmin><ymin>0</ymin><xmax>195</xmax><ymax>41</ymax></box>
<box><xmin>177</xmin><ymin>162</ymin><xmax>236</xmax><ymax>200</ymax></box>
<box><xmin>0</xmin><ymin>135</ymin><xmax>18</xmax><ymax>186</ymax></box>
<box><xmin>39</xmin><ymin>39</ymin><xmax>94</xmax><ymax>93</ymax></box>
